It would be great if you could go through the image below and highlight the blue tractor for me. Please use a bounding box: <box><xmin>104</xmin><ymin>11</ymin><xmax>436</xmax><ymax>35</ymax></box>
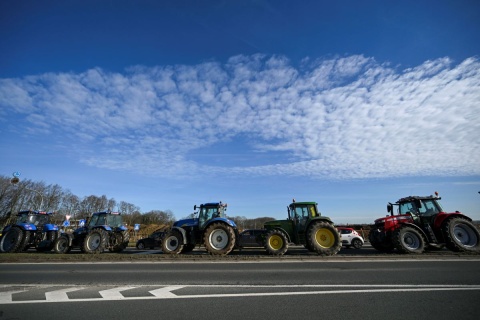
<box><xmin>0</xmin><ymin>210</ymin><xmax>59</xmax><ymax>253</ymax></box>
<box><xmin>162</xmin><ymin>202</ymin><xmax>238</xmax><ymax>255</ymax></box>
<box><xmin>53</xmin><ymin>211</ymin><xmax>130</xmax><ymax>254</ymax></box>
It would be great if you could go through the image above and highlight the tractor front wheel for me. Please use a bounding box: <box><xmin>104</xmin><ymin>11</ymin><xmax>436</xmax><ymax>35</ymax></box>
<box><xmin>53</xmin><ymin>235</ymin><xmax>72</xmax><ymax>254</ymax></box>
<box><xmin>265</xmin><ymin>229</ymin><xmax>288</xmax><ymax>256</ymax></box>
<box><xmin>83</xmin><ymin>229</ymin><xmax>107</xmax><ymax>254</ymax></box>
<box><xmin>162</xmin><ymin>230</ymin><xmax>184</xmax><ymax>254</ymax></box>
<box><xmin>204</xmin><ymin>223</ymin><xmax>236</xmax><ymax>255</ymax></box>
<box><xmin>443</xmin><ymin>217</ymin><xmax>480</xmax><ymax>252</ymax></box>
<box><xmin>392</xmin><ymin>226</ymin><xmax>425</xmax><ymax>254</ymax></box>
<box><xmin>110</xmin><ymin>230</ymin><xmax>130</xmax><ymax>252</ymax></box>
<box><xmin>307</xmin><ymin>222</ymin><xmax>341</xmax><ymax>256</ymax></box>
<box><xmin>0</xmin><ymin>227</ymin><xmax>24</xmax><ymax>253</ymax></box>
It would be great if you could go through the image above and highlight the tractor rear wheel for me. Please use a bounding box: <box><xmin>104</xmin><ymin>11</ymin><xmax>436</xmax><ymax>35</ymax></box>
<box><xmin>307</xmin><ymin>222</ymin><xmax>341</xmax><ymax>256</ymax></box>
<box><xmin>265</xmin><ymin>229</ymin><xmax>288</xmax><ymax>255</ymax></box>
<box><xmin>162</xmin><ymin>230</ymin><xmax>184</xmax><ymax>254</ymax></box>
<box><xmin>392</xmin><ymin>226</ymin><xmax>425</xmax><ymax>254</ymax></box>
<box><xmin>83</xmin><ymin>229</ymin><xmax>107</xmax><ymax>254</ymax></box>
<box><xmin>443</xmin><ymin>217</ymin><xmax>480</xmax><ymax>252</ymax></box>
<box><xmin>0</xmin><ymin>227</ymin><xmax>24</xmax><ymax>253</ymax></box>
<box><xmin>204</xmin><ymin>223</ymin><xmax>236</xmax><ymax>255</ymax></box>
<box><xmin>54</xmin><ymin>235</ymin><xmax>72</xmax><ymax>254</ymax></box>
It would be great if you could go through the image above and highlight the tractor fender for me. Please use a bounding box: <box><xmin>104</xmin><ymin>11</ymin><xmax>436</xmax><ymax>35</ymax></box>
<box><xmin>42</xmin><ymin>224</ymin><xmax>59</xmax><ymax>232</ymax></box>
<box><xmin>434</xmin><ymin>213</ymin><xmax>472</xmax><ymax>230</ymax></box>
<box><xmin>1</xmin><ymin>225</ymin><xmax>12</xmax><ymax>234</ymax></box>
<box><xmin>311</xmin><ymin>216</ymin><xmax>334</xmax><ymax>224</ymax></box>
<box><xmin>306</xmin><ymin>218</ymin><xmax>335</xmax><ymax>230</ymax></box>
<box><xmin>17</xmin><ymin>223</ymin><xmax>37</xmax><ymax>231</ymax></box>
<box><xmin>171</xmin><ymin>226</ymin><xmax>188</xmax><ymax>245</ymax></box>
<box><xmin>397</xmin><ymin>222</ymin><xmax>428</xmax><ymax>240</ymax></box>
<box><xmin>207</xmin><ymin>217</ymin><xmax>237</xmax><ymax>228</ymax></box>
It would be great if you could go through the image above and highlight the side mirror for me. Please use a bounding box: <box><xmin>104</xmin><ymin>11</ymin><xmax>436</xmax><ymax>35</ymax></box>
<box><xmin>387</xmin><ymin>203</ymin><xmax>393</xmax><ymax>214</ymax></box>
<box><xmin>194</xmin><ymin>205</ymin><xmax>197</xmax><ymax>210</ymax></box>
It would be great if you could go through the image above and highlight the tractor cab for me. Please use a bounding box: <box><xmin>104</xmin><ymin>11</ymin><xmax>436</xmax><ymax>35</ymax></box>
<box><xmin>195</xmin><ymin>202</ymin><xmax>227</xmax><ymax>230</ymax></box>
<box><xmin>287</xmin><ymin>200</ymin><xmax>320</xmax><ymax>242</ymax></box>
<box><xmin>385</xmin><ymin>193</ymin><xmax>451</xmax><ymax>236</ymax></box>
<box><xmin>15</xmin><ymin>211</ymin><xmax>52</xmax><ymax>228</ymax></box>
<box><xmin>88</xmin><ymin>211</ymin><xmax>124</xmax><ymax>228</ymax></box>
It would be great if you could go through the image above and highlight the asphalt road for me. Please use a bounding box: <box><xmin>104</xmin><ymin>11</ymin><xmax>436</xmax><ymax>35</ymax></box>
<box><xmin>1</xmin><ymin>246</ymin><xmax>480</xmax><ymax>320</ymax></box>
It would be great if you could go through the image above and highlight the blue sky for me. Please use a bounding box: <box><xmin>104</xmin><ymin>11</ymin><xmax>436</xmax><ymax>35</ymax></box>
<box><xmin>1</xmin><ymin>0</ymin><xmax>479</xmax><ymax>223</ymax></box>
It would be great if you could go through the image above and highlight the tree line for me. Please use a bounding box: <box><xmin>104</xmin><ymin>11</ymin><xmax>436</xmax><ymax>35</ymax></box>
<box><xmin>0</xmin><ymin>175</ymin><xmax>175</xmax><ymax>227</ymax></box>
<box><xmin>0</xmin><ymin>175</ymin><xmax>274</xmax><ymax>231</ymax></box>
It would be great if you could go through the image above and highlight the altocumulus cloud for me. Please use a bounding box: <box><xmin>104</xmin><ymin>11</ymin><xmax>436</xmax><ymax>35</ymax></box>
<box><xmin>1</xmin><ymin>54</ymin><xmax>479</xmax><ymax>179</ymax></box>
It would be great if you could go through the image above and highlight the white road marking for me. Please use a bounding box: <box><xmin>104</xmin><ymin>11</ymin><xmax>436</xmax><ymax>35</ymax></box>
<box><xmin>1</xmin><ymin>285</ymin><xmax>479</xmax><ymax>304</ymax></box>
<box><xmin>149</xmin><ymin>286</ymin><xmax>185</xmax><ymax>298</ymax></box>
<box><xmin>0</xmin><ymin>290</ymin><xmax>26</xmax><ymax>303</ymax></box>
<box><xmin>45</xmin><ymin>287</ymin><xmax>85</xmax><ymax>301</ymax></box>
<box><xmin>99</xmin><ymin>286</ymin><xmax>138</xmax><ymax>299</ymax></box>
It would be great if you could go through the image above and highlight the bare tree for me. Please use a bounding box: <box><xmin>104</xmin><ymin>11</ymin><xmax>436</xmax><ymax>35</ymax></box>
<box><xmin>118</xmin><ymin>201</ymin><xmax>140</xmax><ymax>226</ymax></box>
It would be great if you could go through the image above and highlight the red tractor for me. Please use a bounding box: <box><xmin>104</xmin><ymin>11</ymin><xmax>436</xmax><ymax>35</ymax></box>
<box><xmin>369</xmin><ymin>192</ymin><xmax>480</xmax><ymax>254</ymax></box>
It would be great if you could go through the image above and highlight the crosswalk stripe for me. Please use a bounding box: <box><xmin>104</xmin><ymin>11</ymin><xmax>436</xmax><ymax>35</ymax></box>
<box><xmin>99</xmin><ymin>286</ymin><xmax>137</xmax><ymax>299</ymax></box>
<box><xmin>45</xmin><ymin>287</ymin><xmax>85</xmax><ymax>301</ymax></box>
<box><xmin>0</xmin><ymin>290</ymin><xmax>26</xmax><ymax>303</ymax></box>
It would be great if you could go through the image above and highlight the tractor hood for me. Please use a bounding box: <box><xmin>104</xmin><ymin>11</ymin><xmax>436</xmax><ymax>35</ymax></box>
<box><xmin>173</xmin><ymin>218</ymin><xmax>198</xmax><ymax>228</ymax></box>
<box><xmin>264</xmin><ymin>219</ymin><xmax>289</xmax><ymax>228</ymax></box>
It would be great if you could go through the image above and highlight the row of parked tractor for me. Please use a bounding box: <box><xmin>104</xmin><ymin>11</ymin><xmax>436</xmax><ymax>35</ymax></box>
<box><xmin>1</xmin><ymin>193</ymin><xmax>479</xmax><ymax>255</ymax></box>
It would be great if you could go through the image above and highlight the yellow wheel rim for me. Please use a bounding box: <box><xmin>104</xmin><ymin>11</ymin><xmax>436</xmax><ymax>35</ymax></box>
<box><xmin>269</xmin><ymin>235</ymin><xmax>283</xmax><ymax>250</ymax></box>
<box><xmin>315</xmin><ymin>229</ymin><xmax>334</xmax><ymax>248</ymax></box>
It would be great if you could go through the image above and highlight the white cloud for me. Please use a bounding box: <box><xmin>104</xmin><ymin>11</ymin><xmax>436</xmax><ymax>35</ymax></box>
<box><xmin>1</xmin><ymin>55</ymin><xmax>479</xmax><ymax>179</ymax></box>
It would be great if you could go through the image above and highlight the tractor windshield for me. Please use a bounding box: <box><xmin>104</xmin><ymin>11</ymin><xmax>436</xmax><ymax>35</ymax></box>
<box><xmin>398</xmin><ymin>199</ymin><xmax>443</xmax><ymax>216</ymax></box>
<box><xmin>88</xmin><ymin>214</ymin><xmax>123</xmax><ymax>227</ymax></box>
<box><xmin>290</xmin><ymin>204</ymin><xmax>318</xmax><ymax>220</ymax></box>
<box><xmin>107</xmin><ymin>214</ymin><xmax>124</xmax><ymax>227</ymax></box>
<box><xmin>418</xmin><ymin>199</ymin><xmax>442</xmax><ymax>216</ymax></box>
<box><xmin>200</xmin><ymin>207</ymin><xmax>221</xmax><ymax>221</ymax></box>
<box><xmin>399</xmin><ymin>202</ymin><xmax>417</xmax><ymax>215</ymax></box>
<box><xmin>15</xmin><ymin>213</ymin><xmax>49</xmax><ymax>226</ymax></box>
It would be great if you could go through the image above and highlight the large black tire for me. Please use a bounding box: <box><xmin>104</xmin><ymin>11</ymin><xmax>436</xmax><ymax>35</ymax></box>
<box><xmin>392</xmin><ymin>226</ymin><xmax>426</xmax><ymax>254</ymax></box>
<box><xmin>0</xmin><ymin>227</ymin><xmax>24</xmax><ymax>253</ymax></box>
<box><xmin>53</xmin><ymin>235</ymin><xmax>72</xmax><ymax>254</ymax></box>
<box><xmin>83</xmin><ymin>229</ymin><xmax>107</xmax><ymax>254</ymax></box>
<box><xmin>203</xmin><ymin>223</ymin><xmax>236</xmax><ymax>255</ymax></box>
<box><xmin>443</xmin><ymin>217</ymin><xmax>480</xmax><ymax>252</ymax></box>
<box><xmin>265</xmin><ymin>229</ymin><xmax>288</xmax><ymax>256</ymax></box>
<box><xmin>19</xmin><ymin>231</ymin><xmax>31</xmax><ymax>252</ymax></box>
<box><xmin>369</xmin><ymin>230</ymin><xmax>395</xmax><ymax>252</ymax></box>
<box><xmin>162</xmin><ymin>230</ymin><xmax>184</xmax><ymax>254</ymax></box>
<box><xmin>110</xmin><ymin>230</ymin><xmax>130</xmax><ymax>252</ymax></box>
<box><xmin>307</xmin><ymin>222</ymin><xmax>341</xmax><ymax>256</ymax></box>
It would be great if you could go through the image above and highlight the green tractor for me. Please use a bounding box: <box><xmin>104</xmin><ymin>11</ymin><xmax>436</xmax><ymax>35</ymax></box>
<box><xmin>263</xmin><ymin>200</ymin><xmax>341</xmax><ymax>256</ymax></box>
